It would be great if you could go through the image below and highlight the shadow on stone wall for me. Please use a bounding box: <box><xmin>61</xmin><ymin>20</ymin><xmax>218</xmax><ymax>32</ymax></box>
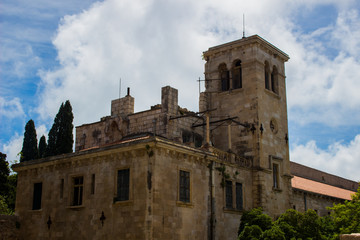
<box><xmin>0</xmin><ymin>215</ymin><xmax>20</xmax><ymax>240</ymax></box>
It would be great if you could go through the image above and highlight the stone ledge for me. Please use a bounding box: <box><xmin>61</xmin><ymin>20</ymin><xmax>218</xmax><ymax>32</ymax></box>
<box><xmin>341</xmin><ymin>234</ymin><xmax>360</xmax><ymax>240</ymax></box>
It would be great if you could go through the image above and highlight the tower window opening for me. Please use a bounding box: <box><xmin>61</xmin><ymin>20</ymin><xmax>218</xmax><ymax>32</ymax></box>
<box><xmin>271</xmin><ymin>66</ymin><xmax>279</xmax><ymax>94</ymax></box>
<box><xmin>219</xmin><ymin>63</ymin><xmax>230</xmax><ymax>91</ymax></box>
<box><xmin>232</xmin><ymin>60</ymin><xmax>242</xmax><ymax>89</ymax></box>
<box><xmin>264</xmin><ymin>61</ymin><xmax>270</xmax><ymax>90</ymax></box>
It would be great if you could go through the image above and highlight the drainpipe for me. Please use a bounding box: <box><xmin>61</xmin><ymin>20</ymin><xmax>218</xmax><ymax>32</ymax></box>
<box><xmin>209</xmin><ymin>160</ymin><xmax>216</xmax><ymax>240</ymax></box>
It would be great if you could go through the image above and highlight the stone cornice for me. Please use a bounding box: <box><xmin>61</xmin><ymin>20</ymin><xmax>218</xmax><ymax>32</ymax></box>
<box><xmin>203</xmin><ymin>35</ymin><xmax>289</xmax><ymax>62</ymax></box>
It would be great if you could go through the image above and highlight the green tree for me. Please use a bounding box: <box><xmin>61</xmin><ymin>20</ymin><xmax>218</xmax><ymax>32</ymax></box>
<box><xmin>38</xmin><ymin>135</ymin><xmax>47</xmax><ymax>158</ymax></box>
<box><xmin>238</xmin><ymin>208</ymin><xmax>272</xmax><ymax>236</ymax></box>
<box><xmin>21</xmin><ymin>119</ymin><xmax>38</xmax><ymax>162</ymax></box>
<box><xmin>330</xmin><ymin>184</ymin><xmax>360</xmax><ymax>238</ymax></box>
<box><xmin>0</xmin><ymin>153</ymin><xmax>16</xmax><ymax>213</ymax></box>
<box><xmin>238</xmin><ymin>225</ymin><xmax>263</xmax><ymax>240</ymax></box>
<box><xmin>47</xmin><ymin>100</ymin><xmax>74</xmax><ymax>156</ymax></box>
<box><xmin>0</xmin><ymin>195</ymin><xmax>13</xmax><ymax>215</ymax></box>
<box><xmin>6</xmin><ymin>174</ymin><xmax>17</xmax><ymax>212</ymax></box>
<box><xmin>262</xmin><ymin>225</ymin><xmax>285</xmax><ymax>240</ymax></box>
<box><xmin>0</xmin><ymin>152</ymin><xmax>10</xmax><ymax>196</ymax></box>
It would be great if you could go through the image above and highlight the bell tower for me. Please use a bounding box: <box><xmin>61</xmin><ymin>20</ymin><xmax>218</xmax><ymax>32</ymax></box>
<box><xmin>200</xmin><ymin>35</ymin><xmax>292</xmax><ymax>216</ymax></box>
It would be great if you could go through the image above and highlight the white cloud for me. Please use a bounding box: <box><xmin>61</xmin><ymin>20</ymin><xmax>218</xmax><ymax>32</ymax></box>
<box><xmin>291</xmin><ymin>135</ymin><xmax>360</xmax><ymax>182</ymax></box>
<box><xmin>0</xmin><ymin>97</ymin><xmax>25</xmax><ymax>119</ymax></box>
<box><xmin>1</xmin><ymin>133</ymin><xmax>23</xmax><ymax>166</ymax></box>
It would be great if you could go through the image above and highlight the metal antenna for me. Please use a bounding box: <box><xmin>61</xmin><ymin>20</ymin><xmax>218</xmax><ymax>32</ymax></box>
<box><xmin>242</xmin><ymin>14</ymin><xmax>245</xmax><ymax>38</ymax></box>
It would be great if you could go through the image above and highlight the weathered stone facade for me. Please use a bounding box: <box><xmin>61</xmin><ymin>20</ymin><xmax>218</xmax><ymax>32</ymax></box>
<box><xmin>12</xmin><ymin>35</ymin><xmax>357</xmax><ymax>239</ymax></box>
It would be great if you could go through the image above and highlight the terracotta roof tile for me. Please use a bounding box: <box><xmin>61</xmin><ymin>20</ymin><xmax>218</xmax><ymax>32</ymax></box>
<box><xmin>292</xmin><ymin>176</ymin><xmax>355</xmax><ymax>200</ymax></box>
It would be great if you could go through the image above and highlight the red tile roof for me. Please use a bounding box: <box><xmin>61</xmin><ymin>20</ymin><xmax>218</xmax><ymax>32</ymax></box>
<box><xmin>292</xmin><ymin>176</ymin><xmax>355</xmax><ymax>200</ymax></box>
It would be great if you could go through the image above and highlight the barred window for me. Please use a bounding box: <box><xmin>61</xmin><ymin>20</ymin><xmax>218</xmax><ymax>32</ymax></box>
<box><xmin>179</xmin><ymin>170</ymin><xmax>190</xmax><ymax>202</ymax></box>
<box><xmin>225</xmin><ymin>180</ymin><xmax>233</xmax><ymax>208</ymax></box>
<box><xmin>116</xmin><ymin>169</ymin><xmax>130</xmax><ymax>201</ymax></box>
<box><xmin>72</xmin><ymin>176</ymin><xmax>83</xmax><ymax>206</ymax></box>
<box><xmin>225</xmin><ymin>180</ymin><xmax>243</xmax><ymax>211</ymax></box>
<box><xmin>236</xmin><ymin>182</ymin><xmax>243</xmax><ymax>210</ymax></box>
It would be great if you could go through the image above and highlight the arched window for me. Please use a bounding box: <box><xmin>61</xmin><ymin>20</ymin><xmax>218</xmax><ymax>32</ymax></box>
<box><xmin>232</xmin><ymin>60</ymin><xmax>242</xmax><ymax>89</ymax></box>
<box><xmin>219</xmin><ymin>63</ymin><xmax>230</xmax><ymax>91</ymax></box>
<box><xmin>264</xmin><ymin>61</ymin><xmax>270</xmax><ymax>90</ymax></box>
<box><xmin>271</xmin><ymin>66</ymin><xmax>278</xmax><ymax>94</ymax></box>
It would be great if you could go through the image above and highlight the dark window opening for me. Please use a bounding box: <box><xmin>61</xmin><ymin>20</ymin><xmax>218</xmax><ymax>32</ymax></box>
<box><xmin>236</xmin><ymin>182</ymin><xmax>243</xmax><ymax>210</ymax></box>
<box><xmin>73</xmin><ymin>176</ymin><xmax>83</xmax><ymax>206</ymax></box>
<box><xmin>91</xmin><ymin>174</ymin><xmax>95</xmax><ymax>195</ymax></box>
<box><xmin>219</xmin><ymin>63</ymin><xmax>230</xmax><ymax>91</ymax></box>
<box><xmin>225</xmin><ymin>180</ymin><xmax>233</xmax><ymax>209</ymax></box>
<box><xmin>60</xmin><ymin>179</ymin><xmax>64</xmax><ymax>199</ymax></box>
<box><xmin>232</xmin><ymin>60</ymin><xmax>242</xmax><ymax>89</ymax></box>
<box><xmin>194</xmin><ymin>134</ymin><xmax>203</xmax><ymax>148</ymax></box>
<box><xmin>182</xmin><ymin>131</ymin><xmax>192</xmax><ymax>143</ymax></box>
<box><xmin>116</xmin><ymin>169</ymin><xmax>129</xmax><ymax>201</ymax></box>
<box><xmin>273</xmin><ymin>164</ymin><xmax>279</xmax><ymax>189</ymax></box>
<box><xmin>32</xmin><ymin>182</ymin><xmax>42</xmax><ymax>210</ymax></box>
<box><xmin>271</xmin><ymin>66</ymin><xmax>278</xmax><ymax>94</ymax></box>
<box><xmin>179</xmin><ymin>170</ymin><xmax>190</xmax><ymax>202</ymax></box>
<box><xmin>265</xmin><ymin>62</ymin><xmax>270</xmax><ymax>90</ymax></box>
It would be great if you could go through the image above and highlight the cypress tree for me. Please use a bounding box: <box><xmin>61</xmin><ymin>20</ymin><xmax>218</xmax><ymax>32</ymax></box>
<box><xmin>58</xmin><ymin>100</ymin><xmax>74</xmax><ymax>154</ymax></box>
<box><xmin>38</xmin><ymin>135</ymin><xmax>47</xmax><ymax>158</ymax></box>
<box><xmin>21</xmin><ymin>119</ymin><xmax>38</xmax><ymax>162</ymax></box>
<box><xmin>46</xmin><ymin>100</ymin><xmax>74</xmax><ymax>156</ymax></box>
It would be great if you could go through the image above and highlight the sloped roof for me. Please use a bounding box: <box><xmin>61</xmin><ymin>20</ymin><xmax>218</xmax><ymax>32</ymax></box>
<box><xmin>292</xmin><ymin>176</ymin><xmax>355</xmax><ymax>200</ymax></box>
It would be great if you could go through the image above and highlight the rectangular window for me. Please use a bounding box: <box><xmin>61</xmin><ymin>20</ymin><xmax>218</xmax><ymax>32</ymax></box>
<box><xmin>32</xmin><ymin>182</ymin><xmax>42</xmax><ymax>210</ymax></box>
<box><xmin>179</xmin><ymin>170</ymin><xmax>190</xmax><ymax>202</ymax></box>
<box><xmin>91</xmin><ymin>174</ymin><xmax>95</xmax><ymax>195</ymax></box>
<box><xmin>236</xmin><ymin>182</ymin><xmax>243</xmax><ymax>210</ymax></box>
<box><xmin>225</xmin><ymin>181</ymin><xmax>243</xmax><ymax>210</ymax></box>
<box><xmin>60</xmin><ymin>179</ymin><xmax>64</xmax><ymax>199</ymax></box>
<box><xmin>116</xmin><ymin>169</ymin><xmax>130</xmax><ymax>201</ymax></box>
<box><xmin>225</xmin><ymin>180</ymin><xmax>233</xmax><ymax>208</ymax></box>
<box><xmin>273</xmin><ymin>164</ymin><xmax>279</xmax><ymax>189</ymax></box>
<box><xmin>72</xmin><ymin>176</ymin><xmax>83</xmax><ymax>206</ymax></box>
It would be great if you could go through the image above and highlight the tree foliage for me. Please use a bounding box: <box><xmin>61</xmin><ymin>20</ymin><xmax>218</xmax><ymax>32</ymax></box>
<box><xmin>330</xmin><ymin>185</ymin><xmax>360</xmax><ymax>238</ymax></box>
<box><xmin>38</xmin><ymin>135</ymin><xmax>47</xmax><ymax>158</ymax></box>
<box><xmin>47</xmin><ymin>100</ymin><xmax>74</xmax><ymax>156</ymax></box>
<box><xmin>0</xmin><ymin>153</ymin><xmax>16</xmax><ymax>214</ymax></box>
<box><xmin>0</xmin><ymin>152</ymin><xmax>10</xmax><ymax>196</ymax></box>
<box><xmin>21</xmin><ymin>119</ymin><xmax>38</xmax><ymax>162</ymax></box>
<box><xmin>238</xmin><ymin>196</ymin><xmax>360</xmax><ymax>240</ymax></box>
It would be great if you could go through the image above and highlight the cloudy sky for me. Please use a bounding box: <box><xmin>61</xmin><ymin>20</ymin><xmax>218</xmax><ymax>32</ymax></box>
<box><xmin>1</xmin><ymin>0</ymin><xmax>360</xmax><ymax>181</ymax></box>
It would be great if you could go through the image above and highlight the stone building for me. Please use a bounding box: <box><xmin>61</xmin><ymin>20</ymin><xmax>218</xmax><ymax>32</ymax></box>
<box><xmin>12</xmin><ymin>35</ymin><xmax>357</xmax><ymax>240</ymax></box>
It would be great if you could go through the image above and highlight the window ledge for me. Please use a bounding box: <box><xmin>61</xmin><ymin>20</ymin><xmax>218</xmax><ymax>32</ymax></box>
<box><xmin>264</xmin><ymin>89</ymin><xmax>280</xmax><ymax>99</ymax></box>
<box><xmin>223</xmin><ymin>208</ymin><xmax>243</xmax><ymax>214</ymax></box>
<box><xmin>176</xmin><ymin>201</ymin><xmax>193</xmax><ymax>208</ymax></box>
<box><xmin>113</xmin><ymin>200</ymin><xmax>133</xmax><ymax>206</ymax></box>
<box><xmin>66</xmin><ymin>205</ymin><xmax>85</xmax><ymax>210</ymax></box>
<box><xmin>29</xmin><ymin>209</ymin><xmax>42</xmax><ymax>213</ymax></box>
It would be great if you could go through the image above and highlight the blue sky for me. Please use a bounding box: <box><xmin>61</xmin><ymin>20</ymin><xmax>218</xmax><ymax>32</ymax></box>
<box><xmin>1</xmin><ymin>0</ymin><xmax>360</xmax><ymax>181</ymax></box>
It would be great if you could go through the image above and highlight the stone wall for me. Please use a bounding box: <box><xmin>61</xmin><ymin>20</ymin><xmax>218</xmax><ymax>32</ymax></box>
<box><xmin>341</xmin><ymin>234</ymin><xmax>360</xmax><ymax>240</ymax></box>
<box><xmin>75</xmin><ymin>86</ymin><xmax>203</xmax><ymax>152</ymax></box>
<box><xmin>0</xmin><ymin>215</ymin><xmax>19</xmax><ymax>240</ymax></box>
<box><xmin>292</xmin><ymin>189</ymin><xmax>344</xmax><ymax>216</ymax></box>
<box><xmin>13</xmin><ymin>136</ymin><xmax>253</xmax><ymax>240</ymax></box>
<box><xmin>290</xmin><ymin>162</ymin><xmax>358</xmax><ymax>191</ymax></box>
